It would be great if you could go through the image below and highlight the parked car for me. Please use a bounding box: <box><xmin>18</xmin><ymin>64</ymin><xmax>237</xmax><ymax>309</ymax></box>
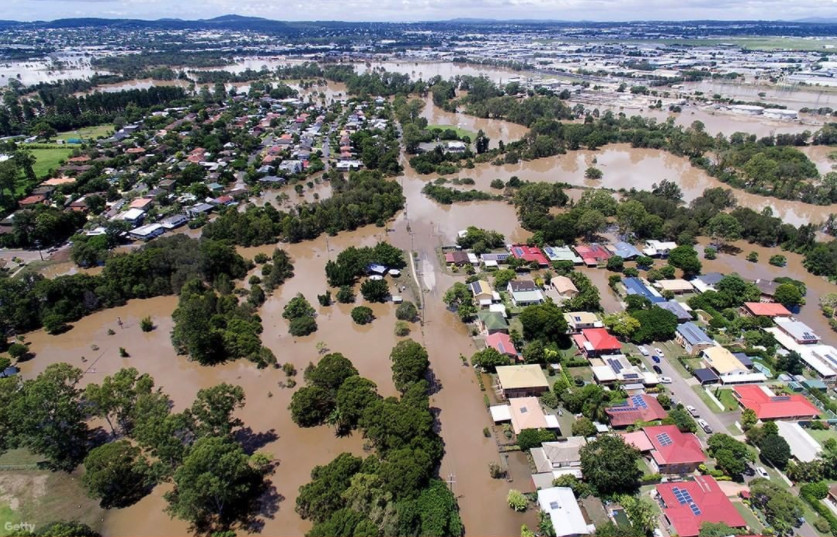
<box><xmin>653</xmin><ymin>365</ymin><xmax>663</xmax><ymax>374</ymax></box>
<box><xmin>756</xmin><ymin>466</ymin><xmax>769</xmax><ymax>478</ymax></box>
<box><xmin>638</xmin><ymin>346</ymin><xmax>650</xmax><ymax>356</ymax></box>
<box><xmin>652</xmin><ymin>355</ymin><xmax>661</xmax><ymax>363</ymax></box>
<box><xmin>659</xmin><ymin>376</ymin><xmax>673</xmax><ymax>384</ymax></box>
<box><xmin>655</xmin><ymin>347</ymin><xmax>664</xmax><ymax>356</ymax></box>
<box><xmin>697</xmin><ymin>419</ymin><xmax>712</xmax><ymax>434</ymax></box>
<box><xmin>686</xmin><ymin>405</ymin><xmax>699</xmax><ymax>417</ymax></box>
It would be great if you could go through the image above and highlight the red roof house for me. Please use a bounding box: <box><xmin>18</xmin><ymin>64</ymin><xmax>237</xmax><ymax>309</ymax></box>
<box><xmin>18</xmin><ymin>194</ymin><xmax>47</xmax><ymax>208</ymax></box>
<box><xmin>733</xmin><ymin>385</ymin><xmax>820</xmax><ymax>420</ymax></box>
<box><xmin>657</xmin><ymin>476</ymin><xmax>747</xmax><ymax>537</ymax></box>
<box><xmin>606</xmin><ymin>394</ymin><xmax>668</xmax><ymax>428</ymax></box>
<box><xmin>575</xmin><ymin>328</ymin><xmax>622</xmax><ymax>357</ymax></box>
<box><xmin>486</xmin><ymin>333</ymin><xmax>519</xmax><ymax>359</ymax></box>
<box><xmin>643</xmin><ymin>425</ymin><xmax>705</xmax><ymax>474</ymax></box>
<box><xmin>509</xmin><ymin>244</ymin><xmax>549</xmax><ymax>267</ymax></box>
<box><xmin>572</xmin><ymin>243</ymin><xmax>612</xmax><ymax>266</ymax></box>
<box><xmin>742</xmin><ymin>302</ymin><xmax>792</xmax><ymax>317</ymax></box>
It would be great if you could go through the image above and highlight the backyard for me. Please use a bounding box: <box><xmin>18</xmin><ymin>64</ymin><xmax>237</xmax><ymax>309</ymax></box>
<box><xmin>55</xmin><ymin>124</ymin><xmax>114</xmax><ymax>142</ymax></box>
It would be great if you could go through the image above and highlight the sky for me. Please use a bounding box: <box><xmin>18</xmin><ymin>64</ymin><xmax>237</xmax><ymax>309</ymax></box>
<box><xmin>3</xmin><ymin>0</ymin><xmax>837</xmax><ymax>22</ymax></box>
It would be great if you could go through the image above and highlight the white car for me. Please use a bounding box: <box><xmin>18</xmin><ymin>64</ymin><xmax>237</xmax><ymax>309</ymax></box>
<box><xmin>756</xmin><ymin>466</ymin><xmax>769</xmax><ymax>478</ymax></box>
<box><xmin>659</xmin><ymin>376</ymin><xmax>672</xmax><ymax>384</ymax></box>
<box><xmin>655</xmin><ymin>347</ymin><xmax>664</xmax><ymax>356</ymax></box>
<box><xmin>686</xmin><ymin>405</ymin><xmax>699</xmax><ymax>417</ymax></box>
<box><xmin>697</xmin><ymin>418</ymin><xmax>713</xmax><ymax>434</ymax></box>
<box><xmin>638</xmin><ymin>346</ymin><xmax>650</xmax><ymax>356</ymax></box>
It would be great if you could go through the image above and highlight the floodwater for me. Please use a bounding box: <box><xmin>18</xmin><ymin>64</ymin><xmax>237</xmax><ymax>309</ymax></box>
<box><xmin>698</xmin><ymin>239</ymin><xmax>837</xmax><ymax>344</ymax></box>
<box><xmin>682</xmin><ymin>79</ymin><xmax>837</xmax><ymax>110</ymax></box>
<box><xmin>420</xmin><ymin>95</ymin><xmax>530</xmax><ymax>148</ymax></box>
<box><xmin>356</xmin><ymin>60</ymin><xmax>528</xmax><ymax>85</ymax></box>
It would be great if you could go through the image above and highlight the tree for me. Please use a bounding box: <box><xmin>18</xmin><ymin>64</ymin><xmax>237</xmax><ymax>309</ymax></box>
<box><xmin>575</xmin><ymin>209</ymin><xmax>607</xmax><ymax>240</ymax></box>
<box><xmin>707</xmin><ymin>434</ymin><xmax>753</xmax><ymax>477</ymax></box>
<box><xmin>395</xmin><ymin>301</ymin><xmax>418</xmax><ymax>321</ymax></box>
<box><xmin>165</xmin><ymin>435</ymin><xmax>267</xmax><ymax>533</ymax></box>
<box><xmin>307</xmin><ymin>508</ymin><xmax>378</xmax><ymax>537</ymax></box>
<box><xmin>415</xmin><ymin>479</ymin><xmax>463</xmax><ymax>537</ymax></box>
<box><xmin>579</xmin><ymin>435</ymin><xmax>642</xmax><ymax>495</ymax></box>
<box><xmin>585</xmin><ymin>167</ymin><xmax>603</xmax><ymax>179</ymax></box>
<box><xmin>84</xmin><ymin>367</ymin><xmax>154</xmax><ymax>436</ymax></box>
<box><xmin>390</xmin><ymin>340</ymin><xmax>429</xmax><ymax>393</ymax></box>
<box><xmin>283</xmin><ymin>293</ymin><xmax>316</xmax><ymax>320</ymax></box>
<box><xmin>774</xmin><ymin>283</ymin><xmax>804</xmax><ymax>309</ymax></box>
<box><xmin>603</xmin><ymin>312</ymin><xmax>640</xmax><ymax>339</ymax></box>
<box><xmin>351</xmin><ymin>306</ymin><xmax>375</xmax><ymax>325</ymax></box>
<box><xmin>616</xmin><ymin>200</ymin><xmax>649</xmax><ymax>236</ymax></box>
<box><xmin>760</xmin><ymin>434</ymin><xmax>792</xmax><ymax>469</ymax></box>
<box><xmin>699</xmin><ymin>522</ymin><xmax>741</xmax><ymax>537</ymax></box>
<box><xmin>190</xmin><ymin>383</ymin><xmax>245</xmax><ymax>438</ymax></box>
<box><xmin>749</xmin><ymin>478</ymin><xmax>804</xmax><ymax>535</ymax></box>
<box><xmin>507</xmin><ymin>489</ymin><xmax>528</xmax><ymax>512</ymax></box>
<box><xmin>289</xmin><ymin>316</ymin><xmax>318</xmax><ymax>337</ymax></box>
<box><xmin>594</xmin><ymin>522</ymin><xmax>634</xmax><ymax>537</ymax></box>
<box><xmin>708</xmin><ymin>213</ymin><xmax>743</xmax><ymax>249</ymax></box>
<box><xmin>776</xmin><ymin>350</ymin><xmax>804</xmax><ymax>375</ymax></box>
<box><xmin>667</xmin><ymin>245</ymin><xmax>702</xmax><ymax>277</ymax></box>
<box><xmin>664</xmin><ymin>407</ymin><xmax>698</xmax><ymax>433</ymax></box>
<box><xmin>572</xmin><ymin>417</ymin><xmax>597</xmax><ymax>437</ymax></box>
<box><xmin>360</xmin><ymin>279</ymin><xmax>390</xmax><ymax>303</ymax></box>
<box><xmin>471</xmin><ymin>347</ymin><xmax>512</xmax><ymax>371</ymax></box>
<box><xmin>308</xmin><ymin>353</ymin><xmax>358</xmax><ymax>393</ymax></box>
<box><xmin>519</xmin><ymin>301</ymin><xmax>568</xmax><ymax>343</ymax></box>
<box><xmin>296</xmin><ymin>453</ymin><xmax>364</xmax><ymax>522</ymax></box>
<box><xmin>714</xmin><ymin>449</ymin><xmax>747</xmax><ymax>477</ymax></box>
<box><xmin>82</xmin><ymin>441</ymin><xmax>153</xmax><ymax>508</ymax></box>
<box><xmin>336</xmin><ymin>286</ymin><xmax>355</xmax><ymax>304</ymax></box>
<box><xmin>10</xmin><ymin>363</ymin><xmax>88</xmax><ymax>470</ymax></box>
<box><xmin>741</xmin><ymin>408</ymin><xmax>758</xmax><ymax>431</ymax></box>
<box><xmin>620</xmin><ymin>495</ymin><xmax>657</xmax><ymax>536</ymax></box>
<box><xmin>630</xmin><ymin>306</ymin><xmax>678</xmax><ymax>343</ymax></box>
<box><xmin>517</xmin><ymin>428</ymin><xmax>556</xmax><ymax>451</ymax></box>
<box><xmin>290</xmin><ymin>386</ymin><xmax>335</xmax><ymax>427</ymax></box>
<box><xmin>335</xmin><ymin>376</ymin><xmax>380</xmax><ymax>430</ymax></box>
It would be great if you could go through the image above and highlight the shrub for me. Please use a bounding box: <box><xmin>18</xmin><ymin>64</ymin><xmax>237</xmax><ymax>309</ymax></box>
<box><xmin>606</xmin><ymin>256</ymin><xmax>624</xmax><ymax>272</ymax></box>
<box><xmin>7</xmin><ymin>343</ymin><xmax>27</xmax><ymax>360</ymax></box>
<box><xmin>396</xmin><ymin>301</ymin><xmax>418</xmax><ymax>321</ymax></box>
<box><xmin>248</xmin><ymin>275</ymin><xmax>262</xmax><ymax>285</ymax></box>
<box><xmin>490</xmin><ymin>179</ymin><xmax>505</xmax><ymax>189</ymax></box>
<box><xmin>704</xmin><ymin>246</ymin><xmax>717</xmax><ymax>260</ymax></box>
<box><xmin>747</xmin><ymin>251</ymin><xmax>759</xmax><ymax>263</ymax></box>
<box><xmin>140</xmin><ymin>316</ymin><xmax>154</xmax><ymax>332</ymax></box>
<box><xmin>769</xmin><ymin>254</ymin><xmax>787</xmax><ymax>267</ymax></box>
<box><xmin>507</xmin><ymin>489</ymin><xmax>528</xmax><ymax>512</ymax></box>
<box><xmin>540</xmin><ymin>392</ymin><xmax>559</xmax><ymax>408</ymax></box>
<box><xmin>254</xmin><ymin>253</ymin><xmax>269</xmax><ymax>264</ymax></box>
<box><xmin>317</xmin><ymin>291</ymin><xmax>332</xmax><ymax>306</ymax></box>
<box><xmin>517</xmin><ymin>428</ymin><xmax>556</xmax><ymax>451</ymax></box>
<box><xmin>289</xmin><ymin>316</ymin><xmax>317</xmax><ymax>336</ymax></box>
<box><xmin>119</xmin><ymin>347</ymin><xmax>129</xmax><ymax>357</ymax></box>
<box><xmin>351</xmin><ymin>306</ymin><xmax>374</xmax><ymax>325</ymax></box>
<box><xmin>336</xmin><ymin>286</ymin><xmax>355</xmax><ymax>303</ymax></box>
<box><xmin>394</xmin><ymin>321</ymin><xmax>410</xmax><ymax>336</ymax></box>
<box><xmin>489</xmin><ymin>462</ymin><xmax>507</xmax><ymax>479</ymax></box>
<box><xmin>282</xmin><ymin>362</ymin><xmax>297</xmax><ymax>376</ymax></box>
<box><xmin>585</xmin><ymin>167</ymin><xmax>603</xmax><ymax>179</ymax></box>
<box><xmin>623</xmin><ymin>267</ymin><xmax>639</xmax><ymax>277</ymax></box>
<box><xmin>483</xmin><ymin>427</ymin><xmax>491</xmax><ymax>438</ymax></box>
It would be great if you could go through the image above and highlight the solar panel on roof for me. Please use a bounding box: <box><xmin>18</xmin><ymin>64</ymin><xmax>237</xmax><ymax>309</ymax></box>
<box><xmin>549</xmin><ymin>501</ymin><xmax>559</xmax><ymax>510</ymax></box>
<box><xmin>608</xmin><ymin>359</ymin><xmax>624</xmax><ymax>373</ymax></box>
<box><xmin>689</xmin><ymin>503</ymin><xmax>702</xmax><ymax>515</ymax></box>
<box><xmin>623</xmin><ymin>373</ymin><xmax>640</xmax><ymax>379</ymax></box>
<box><xmin>520</xmin><ymin>407</ymin><xmax>528</xmax><ymax>414</ymax></box>
<box><xmin>657</xmin><ymin>432</ymin><xmax>673</xmax><ymax>447</ymax></box>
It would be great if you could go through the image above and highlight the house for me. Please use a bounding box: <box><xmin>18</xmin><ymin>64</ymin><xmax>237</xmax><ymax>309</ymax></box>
<box><xmin>18</xmin><ymin>194</ymin><xmax>47</xmax><ymax>208</ymax></box>
<box><xmin>508</xmin><ymin>396</ymin><xmax>560</xmax><ymax>434</ymax></box>
<box><xmin>129</xmin><ymin>223</ymin><xmax>165</xmax><ymax>241</ymax></box>
<box><xmin>655</xmin><ymin>279</ymin><xmax>694</xmax><ymax>295</ymax></box>
<box><xmin>691</xmin><ymin>272</ymin><xmax>724</xmax><ymax>293</ymax></box>
<box><xmin>643</xmin><ymin>240</ymin><xmax>677</xmax><ymax>257</ymax></box>
<box><xmin>531</xmin><ymin>437</ymin><xmax>586</xmax><ymax>476</ymax></box>
<box><xmin>481</xmin><ymin>252</ymin><xmax>510</xmax><ymax>266</ymax></box>
<box><xmin>543</xmin><ymin>245</ymin><xmax>583</xmax><ymax>265</ymax></box>
<box><xmin>469</xmin><ymin>280</ymin><xmax>496</xmax><ymax>306</ymax></box>
<box><xmin>444</xmin><ymin>250</ymin><xmax>470</xmax><ymax>266</ymax></box>
<box><xmin>573</xmin><ymin>328</ymin><xmax>622</xmax><ymax>357</ymax></box>
<box><xmin>551</xmin><ymin>276</ymin><xmax>579</xmax><ymax>299</ymax></box>
<box><xmin>537</xmin><ymin>487</ymin><xmax>593</xmax><ymax>537</ymax></box>
<box><xmin>486</xmin><ymin>332</ymin><xmax>519</xmax><ymax>359</ymax></box>
<box><xmin>572</xmin><ymin>243</ymin><xmax>612</xmax><ymax>267</ymax></box>
<box><xmin>606</xmin><ymin>394</ymin><xmax>668</xmax><ymax>428</ymax></box>
<box><xmin>186</xmin><ymin>203</ymin><xmax>214</xmax><ymax>218</ymax></box>
<box><xmin>160</xmin><ymin>214</ymin><xmax>188</xmax><ymax>230</ymax></box>
<box><xmin>658</xmin><ymin>300</ymin><xmax>692</xmax><ymax>322</ymax></box>
<box><xmin>622</xmin><ymin>277</ymin><xmax>665</xmax><ymax>303</ymax></box>
<box><xmin>767</xmin><ymin>326</ymin><xmax>837</xmax><ymax>379</ymax></box>
<box><xmin>508</xmin><ymin>280</ymin><xmax>544</xmax><ymax>307</ymax></box>
<box><xmin>656</xmin><ymin>476</ymin><xmax>747</xmax><ymax>537</ymax></box>
<box><xmin>742</xmin><ymin>302</ymin><xmax>792</xmax><ymax>318</ymax></box>
<box><xmin>607</xmin><ymin>241</ymin><xmax>642</xmax><ymax>260</ymax></box>
<box><xmin>509</xmin><ymin>244</ymin><xmax>549</xmax><ymax>267</ymax></box>
<box><xmin>564</xmin><ymin>312</ymin><xmax>602</xmax><ymax>332</ymax></box>
<box><xmin>117</xmin><ymin>208</ymin><xmax>146</xmax><ymax>226</ymax></box>
<box><xmin>754</xmin><ymin>278</ymin><xmax>778</xmax><ymax>299</ymax></box>
<box><xmin>129</xmin><ymin>197</ymin><xmax>154</xmax><ymax>211</ymax></box>
<box><xmin>477</xmin><ymin>311</ymin><xmax>509</xmax><ymax>335</ymax></box>
<box><xmin>446</xmin><ymin>140</ymin><xmax>467</xmax><ymax>153</ymax></box>
<box><xmin>279</xmin><ymin>159</ymin><xmax>303</xmax><ymax>174</ymax></box>
<box><xmin>774</xmin><ymin>317</ymin><xmax>820</xmax><ymax>345</ymax></box>
<box><xmin>495</xmin><ymin>365</ymin><xmax>550</xmax><ymax>398</ymax></box>
<box><xmin>733</xmin><ymin>385</ymin><xmax>820</xmax><ymax>420</ymax></box>
<box><xmin>676</xmin><ymin>322</ymin><xmax>715</xmax><ymax>355</ymax></box>
<box><xmin>775</xmin><ymin>421</ymin><xmax>821</xmax><ymax>463</ymax></box>
<box><xmin>590</xmin><ymin>354</ymin><xmax>656</xmax><ymax>386</ymax></box>
<box><xmin>643</xmin><ymin>425</ymin><xmax>705</xmax><ymax>474</ymax></box>
<box><xmin>702</xmin><ymin>346</ymin><xmax>748</xmax><ymax>376</ymax></box>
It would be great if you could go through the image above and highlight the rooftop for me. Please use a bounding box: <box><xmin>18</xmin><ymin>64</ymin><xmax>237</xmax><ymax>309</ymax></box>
<box><xmin>606</xmin><ymin>394</ymin><xmax>667</xmax><ymax>427</ymax></box>
<box><xmin>643</xmin><ymin>425</ymin><xmax>705</xmax><ymax>467</ymax></box>
<box><xmin>509</xmin><ymin>396</ymin><xmax>550</xmax><ymax>434</ymax></box>
<box><xmin>734</xmin><ymin>385</ymin><xmax>820</xmax><ymax>420</ymax></box>
<box><xmin>509</xmin><ymin>244</ymin><xmax>548</xmax><ymax>266</ymax></box>
<box><xmin>537</xmin><ymin>487</ymin><xmax>592</xmax><ymax>537</ymax></box>
<box><xmin>743</xmin><ymin>302</ymin><xmax>792</xmax><ymax>317</ymax></box>
<box><xmin>579</xmin><ymin>328</ymin><xmax>622</xmax><ymax>352</ymax></box>
<box><xmin>657</xmin><ymin>476</ymin><xmax>746</xmax><ymax>537</ymax></box>
<box><xmin>496</xmin><ymin>365</ymin><xmax>549</xmax><ymax>391</ymax></box>
<box><xmin>677</xmin><ymin>322</ymin><xmax>713</xmax><ymax>346</ymax></box>
<box><xmin>702</xmin><ymin>346</ymin><xmax>748</xmax><ymax>375</ymax></box>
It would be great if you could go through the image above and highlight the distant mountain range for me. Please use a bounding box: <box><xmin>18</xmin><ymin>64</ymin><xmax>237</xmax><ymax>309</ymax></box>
<box><xmin>0</xmin><ymin>15</ymin><xmax>833</xmax><ymax>32</ymax></box>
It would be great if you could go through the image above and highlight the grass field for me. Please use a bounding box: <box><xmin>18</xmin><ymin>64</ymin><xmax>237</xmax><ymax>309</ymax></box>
<box><xmin>715</xmin><ymin>389</ymin><xmax>741</xmax><ymax>412</ymax></box>
<box><xmin>0</xmin><ymin>503</ymin><xmax>16</xmax><ymax>537</ymax></box>
<box><xmin>428</xmin><ymin>124</ymin><xmax>477</xmax><ymax>141</ymax></box>
<box><xmin>55</xmin><ymin>124</ymin><xmax>114</xmax><ymax>143</ymax></box>
<box><xmin>21</xmin><ymin>146</ymin><xmax>74</xmax><ymax>182</ymax></box>
<box><xmin>807</xmin><ymin>427</ymin><xmax>837</xmax><ymax>447</ymax></box>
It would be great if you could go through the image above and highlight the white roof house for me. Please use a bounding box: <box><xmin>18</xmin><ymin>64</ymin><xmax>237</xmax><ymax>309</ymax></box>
<box><xmin>775</xmin><ymin>421</ymin><xmax>822</xmax><ymax>463</ymax></box>
<box><xmin>766</xmin><ymin>328</ymin><xmax>837</xmax><ymax>379</ymax></box>
<box><xmin>537</xmin><ymin>487</ymin><xmax>593</xmax><ymax>537</ymax></box>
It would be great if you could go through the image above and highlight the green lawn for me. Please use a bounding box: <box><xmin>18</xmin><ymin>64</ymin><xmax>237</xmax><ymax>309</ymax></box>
<box><xmin>428</xmin><ymin>124</ymin><xmax>477</xmax><ymax>141</ymax></box>
<box><xmin>21</xmin><ymin>146</ymin><xmax>74</xmax><ymax>181</ymax></box>
<box><xmin>692</xmin><ymin>385</ymin><xmax>725</xmax><ymax>413</ymax></box>
<box><xmin>715</xmin><ymin>389</ymin><xmax>740</xmax><ymax>412</ymax></box>
<box><xmin>55</xmin><ymin>124</ymin><xmax>114</xmax><ymax>142</ymax></box>
<box><xmin>807</xmin><ymin>427</ymin><xmax>837</xmax><ymax>447</ymax></box>
<box><xmin>734</xmin><ymin>501</ymin><xmax>764</xmax><ymax>534</ymax></box>
<box><xmin>0</xmin><ymin>503</ymin><xmax>16</xmax><ymax>537</ymax></box>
